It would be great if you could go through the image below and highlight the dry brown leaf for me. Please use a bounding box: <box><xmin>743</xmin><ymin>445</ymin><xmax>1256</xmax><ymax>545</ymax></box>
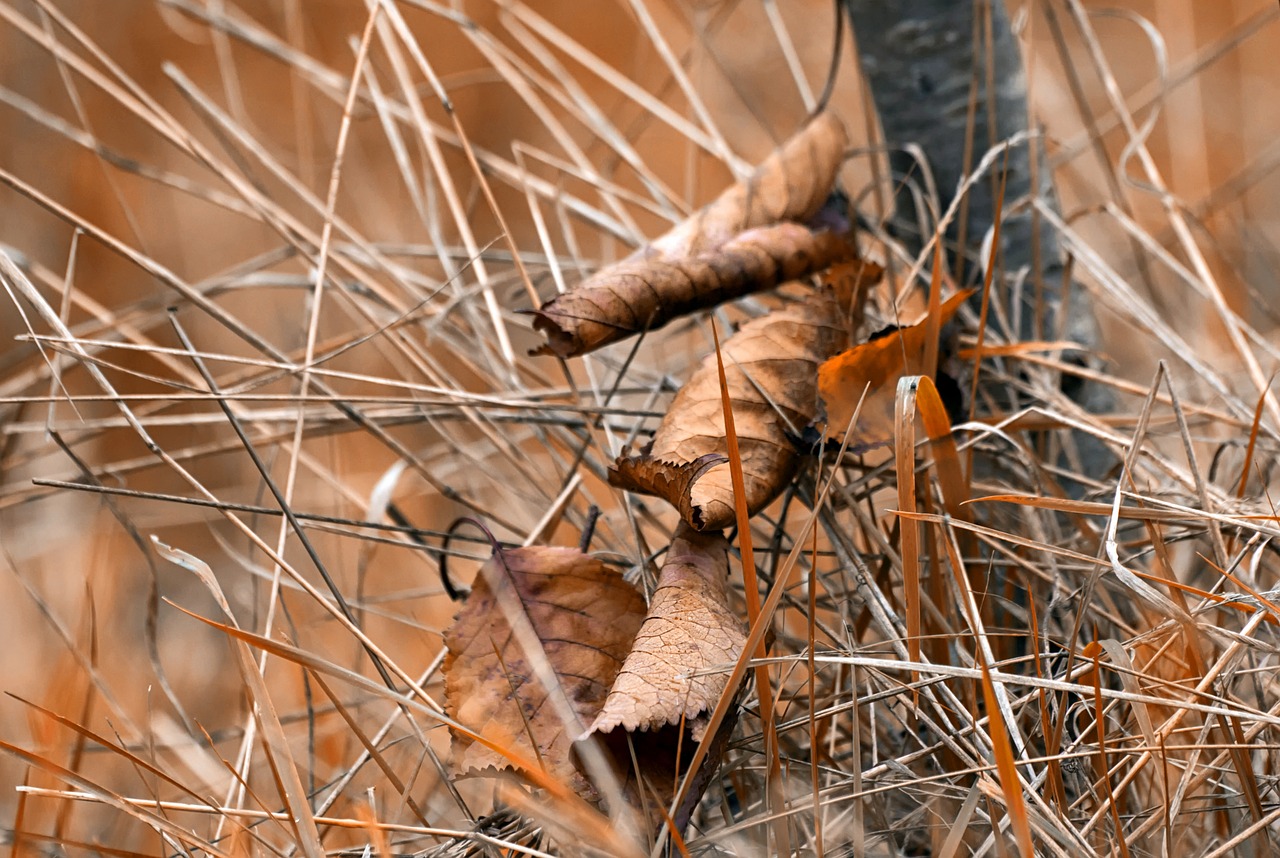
<box><xmin>586</xmin><ymin>523</ymin><xmax>746</xmax><ymax>737</ymax></box>
<box><xmin>443</xmin><ymin>546</ymin><xmax>646</xmax><ymax>793</ymax></box>
<box><xmin>610</xmin><ymin>277</ymin><xmax>876</xmax><ymax>531</ymax></box>
<box><xmin>649</xmin><ymin>110</ymin><xmax>849</xmax><ymax>259</ymax></box>
<box><xmin>818</xmin><ymin>290</ymin><xmax>970</xmax><ymax>446</ymax></box>
<box><xmin>531</xmin><ymin>110</ymin><xmax>850</xmax><ymax>357</ymax></box>
<box><xmin>532</xmin><ymin>223</ymin><xmax>854</xmax><ymax>358</ymax></box>
<box><xmin>580</xmin><ymin>523</ymin><xmax>747</xmax><ymax>836</ymax></box>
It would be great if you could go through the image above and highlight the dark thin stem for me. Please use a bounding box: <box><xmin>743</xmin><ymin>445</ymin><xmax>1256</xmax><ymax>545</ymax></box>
<box><xmin>32</xmin><ymin>478</ymin><xmax>511</xmax><ymax>550</ymax></box>
<box><xmin>168</xmin><ymin>310</ymin><xmax>399</xmax><ymax>694</ymax></box>
<box><xmin>579</xmin><ymin>505</ymin><xmax>601</xmax><ymax>553</ymax></box>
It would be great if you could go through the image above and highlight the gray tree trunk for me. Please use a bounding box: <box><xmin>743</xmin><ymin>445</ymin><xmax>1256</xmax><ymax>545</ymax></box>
<box><xmin>845</xmin><ymin>0</ymin><xmax>1108</xmax><ymax>482</ymax></box>
<box><xmin>847</xmin><ymin>0</ymin><xmax>1087</xmax><ymax>345</ymax></box>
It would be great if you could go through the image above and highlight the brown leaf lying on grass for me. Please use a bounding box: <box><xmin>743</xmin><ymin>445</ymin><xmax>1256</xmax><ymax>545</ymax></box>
<box><xmin>532</xmin><ymin>223</ymin><xmax>855</xmax><ymax>358</ymax></box>
<box><xmin>581</xmin><ymin>523</ymin><xmax>747</xmax><ymax>834</ymax></box>
<box><xmin>531</xmin><ymin>110</ymin><xmax>850</xmax><ymax>357</ymax></box>
<box><xmin>443</xmin><ymin>529</ymin><xmax>746</xmax><ymax>839</ymax></box>
<box><xmin>443</xmin><ymin>546</ymin><xmax>646</xmax><ymax>793</ymax></box>
<box><xmin>587</xmin><ymin>523</ymin><xmax>746</xmax><ymax>737</ymax></box>
<box><xmin>818</xmin><ymin>289</ymin><xmax>970</xmax><ymax>446</ymax></box>
<box><xmin>611</xmin><ymin>270</ymin><xmax>879</xmax><ymax>531</ymax></box>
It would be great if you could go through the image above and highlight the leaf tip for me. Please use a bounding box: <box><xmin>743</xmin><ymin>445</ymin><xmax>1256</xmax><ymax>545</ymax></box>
<box><xmin>528</xmin><ymin>308</ymin><xmax>581</xmax><ymax>358</ymax></box>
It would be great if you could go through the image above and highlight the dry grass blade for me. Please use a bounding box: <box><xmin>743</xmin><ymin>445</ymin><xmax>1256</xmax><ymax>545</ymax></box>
<box><xmin>7</xmin><ymin>694</ymin><xmax>266</xmax><ymax>844</ymax></box>
<box><xmin>893</xmin><ymin>373</ymin><xmax>970</xmax><ymax>674</ymax></box>
<box><xmin>152</xmin><ymin>538</ymin><xmax>324</xmax><ymax>857</ymax></box>
<box><xmin>894</xmin><ymin>379</ymin><xmax>924</xmax><ymax>680</ymax></box>
<box><xmin>977</xmin><ymin>656</ymin><xmax>1034</xmax><ymax>857</ymax></box>
<box><xmin>709</xmin><ymin>318</ymin><xmax>789</xmax><ymax>855</ymax></box>
<box><xmin>0</xmin><ymin>739</ymin><xmax>231</xmax><ymax>857</ymax></box>
<box><xmin>935</xmin><ymin>520</ymin><xmax>1034</xmax><ymax>856</ymax></box>
<box><xmin>1084</xmin><ymin>642</ymin><xmax>1131</xmax><ymax>858</ymax></box>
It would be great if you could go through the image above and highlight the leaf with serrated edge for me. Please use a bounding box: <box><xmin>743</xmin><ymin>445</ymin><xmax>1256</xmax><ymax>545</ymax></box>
<box><xmin>587</xmin><ymin>523</ymin><xmax>746</xmax><ymax>737</ymax></box>
<box><xmin>580</xmin><ymin>523</ymin><xmax>747</xmax><ymax>838</ymax></box>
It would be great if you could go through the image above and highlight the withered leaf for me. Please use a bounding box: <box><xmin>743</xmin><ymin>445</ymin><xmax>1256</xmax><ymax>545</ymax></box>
<box><xmin>532</xmin><ymin>223</ymin><xmax>854</xmax><ymax>358</ymax></box>
<box><xmin>817</xmin><ymin>290</ymin><xmax>970</xmax><ymax>446</ymax></box>
<box><xmin>649</xmin><ymin>109</ymin><xmax>850</xmax><ymax>259</ymax></box>
<box><xmin>586</xmin><ymin>523</ymin><xmax>746</xmax><ymax>737</ymax></box>
<box><xmin>531</xmin><ymin>110</ymin><xmax>850</xmax><ymax>357</ymax></box>
<box><xmin>580</xmin><ymin>523</ymin><xmax>747</xmax><ymax>835</ymax></box>
<box><xmin>443</xmin><ymin>546</ymin><xmax>646</xmax><ymax>792</ymax></box>
<box><xmin>610</xmin><ymin>279</ymin><xmax>875</xmax><ymax>531</ymax></box>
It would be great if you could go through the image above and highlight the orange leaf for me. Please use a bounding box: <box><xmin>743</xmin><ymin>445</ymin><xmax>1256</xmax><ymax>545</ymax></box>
<box><xmin>611</xmin><ymin>283</ymin><xmax>875</xmax><ymax>531</ymax></box>
<box><xmin>531</xmin><ymin>110</ymin><xmax>852</xmax><ymax>357</ymax></box>
<box><xmin>443</xmin><ymin>546</ymin><xmax>646</xmax><ymax>797</ymax></box>
<box><xmin>818</xmin><ymin>289</ymin><xmax>970</xmax><ymax>447</ymax></box>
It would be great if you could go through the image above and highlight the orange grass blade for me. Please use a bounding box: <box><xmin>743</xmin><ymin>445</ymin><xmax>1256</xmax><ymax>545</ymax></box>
<box><xmin>977</xmin><ymin>655</ymin><xmax>1034</xmax><ymax>856</ymax></box>
<box><xmin>1027</xmin><ymin>589</ymin><xmax>1068</xmax><ymax>812</ymax></box>
<box><xmin>969</xmin><ymin>493</ymin><xmax>1195</xmax><ymax>522</ymax></box>
<box><xmin>936</xmin><ymin>525</ymin><xmax>1033</xmax><ymax>856</ymax></box>
<box><xmin>894</xmin><ymin>373</ymin><xmax>971</xmax><ymax>674</ymax></box>
<box><xmin>1085</xmin><ymin>642</ymin><xmax>1131</xmax><ymax>858</ymax></box>
<box><xmin>666</xmin><ymin>433</ymin><xmax>855</xmax><ymax>835</ymax></box>
<box><xmin>1237</xmin><ymin>373</ymin><xmax>1274</xmax><ymax>498</ymax></box>
<box><xmin>894</xmin><ymin>377</ymin><xmax>922</xmax><ymax>673</ymax></box>
<box><xmin>652</xmin><ymin>795</ymin><xmax>693</xmax><ymax>858</ymax></box>
<box><xmin>966</xmin><ymin>153</ymin><xmax>1008</xmax><ymax>431</ymax></box>
<box><xmin>710</xmin><ymin>319</ymin><xmax>789</xmax><ymax>856</ymax></box>
<box><xmin>956</xmin><ymin>340</ymin><xmax>1083</xmax><ymax>359</ymax></box>
<box><xmin>808</xmin><ymin>520</ymin><xmax>824</xmax><ymax>858</ymax></box>
<box><xmin>922</xmin><ymin>231</ymin><xmax>946</xmax><ymax>381</ymax></box>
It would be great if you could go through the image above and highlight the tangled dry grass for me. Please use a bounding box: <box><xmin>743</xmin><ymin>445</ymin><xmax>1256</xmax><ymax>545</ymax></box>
<box><xmin>3</xmin><ymin>1</ymin><xmax>1280</xmax><ymax>855</ymax></box>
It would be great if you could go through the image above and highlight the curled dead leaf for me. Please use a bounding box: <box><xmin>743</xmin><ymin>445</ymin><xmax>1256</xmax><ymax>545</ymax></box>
<box><xmin>610</xmin><ymin>279</ymin><xmax>876</xmax><ymax>531</ymax></box>
<box><xmin>532</xmin><ymin>223</ymin><xmax>854</xmax><ymax>358</ymax></box>
<box><xmin>581</xmin><ymin>523</ymin><xmax>748</xmax><ymax>836</ymax></box>
<box><xmin>443</xmin><ymin>546</ymin><xmax>646</xmax><ymax>794</ymax></box>
<box><xmin>651</xmin><ymin>109</ymin><xmax>850</xmax><ymax>259</ymax></box>
<box><xmin>531</xmin><ymin>110</ymin><xmax>851</xmax><ymax>357</ymax></box>
<box><xmin>818</xmin><ymin>290</ymin><xmax>970</xmax><ymax>447</ymax></box>
<box><xmin>586</xmin><ymin>523</ymin><xmax>746</xmax><ymax>737</ymax></box>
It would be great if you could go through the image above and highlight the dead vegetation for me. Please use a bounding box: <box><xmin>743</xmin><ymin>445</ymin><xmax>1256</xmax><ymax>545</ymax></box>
<box><xmin>2</xmin><ymin>1</ymin><xmax>1280</xmax><ymax>856</ymax></box>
